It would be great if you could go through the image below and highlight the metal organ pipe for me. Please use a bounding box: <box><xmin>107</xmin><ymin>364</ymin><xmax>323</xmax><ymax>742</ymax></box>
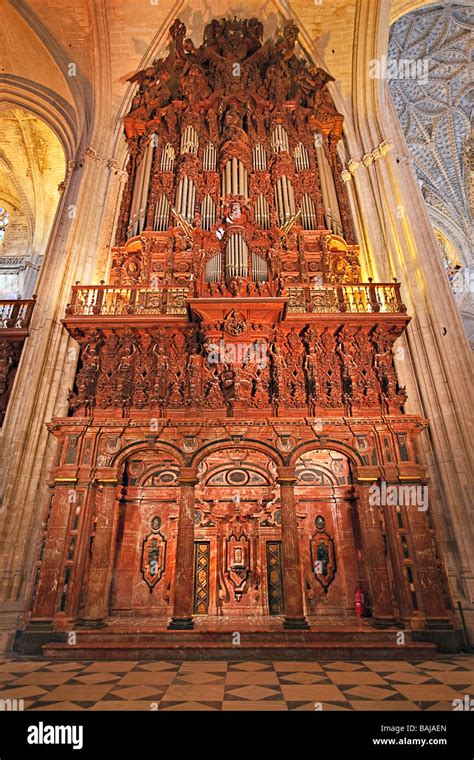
<box><xmin>252</xmin><ymin>143</ymin><xmax>267</xmax><ymax>170</ymax></box>
<box><xmin>154</xmin><ymin>194</ymin><xmax>170</xmax><ymax>231</ymax></box>
<box><xmin>206</xmin><ymin>253</ymin><xmax>221</xmax><ymax>282</ymax></box>
<box><xmin>161</xmin><ymin>143</ymin><xmax>175</xmax><ymax>172</ymax></box>
<box><xmin>137</xmin><ymin>134</ymin><xmax>156</xmax><ymax>233</ymax></box>
<box><xmin>275</xmin><ymin>179</ymin><xmax>284</xmax><ymax>225</ymax></box>
<box><xmin>225</xmin><ymin>234</ymin><xmax>248</xmax><ymax>279</ymax></box>
<box><xmin>301</xmin><ymin>193</ymin><xmax>317</xmax><ymax>230</ymax></box>
<box><xmin>281</xmin><ymin>176</ymin><xmax>291</xmax><ymax>220</ymax></box>
<box><xmin>201</xmin><ymin>195</ymin><xmax>216</xmax><ymax>231</ymax></box>
<box><xmin>254</xmin><ymin>193</ymin><xmax>270</xmax><ymax>229</ymax></box>
<box><xmin>315</xmin><ymin>133</ymin><xmax>342</xmax><ymax>235</ymax></box>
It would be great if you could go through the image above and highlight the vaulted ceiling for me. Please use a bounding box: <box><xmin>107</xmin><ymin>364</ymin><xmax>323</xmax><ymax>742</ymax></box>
<box><xmin>388</xmin><ymin>2</ymin><xmax>473</xmax><ymax>340</ymax></box>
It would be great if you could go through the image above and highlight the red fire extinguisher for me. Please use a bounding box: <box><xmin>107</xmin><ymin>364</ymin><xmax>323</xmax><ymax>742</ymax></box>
<box><xmin>355</xmin><ymin>586</ymin><xmax>365</xmax><ymax>618</ymax></box>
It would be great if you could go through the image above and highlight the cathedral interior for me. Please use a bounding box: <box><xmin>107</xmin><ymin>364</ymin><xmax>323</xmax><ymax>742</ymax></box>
<box><xmin>0</xmin><ymin>0</ymin><xmax>473</xmax><ymax>714</ymax></box>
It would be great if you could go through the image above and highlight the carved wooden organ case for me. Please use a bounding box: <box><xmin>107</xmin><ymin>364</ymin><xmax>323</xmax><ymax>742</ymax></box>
<box><xmin>66</xmin><ymin>17</ymin><xmax>410</xmax><ymax>420</ymax></box>
<box><xmin>22</xmin><ymin>18</ymin><xmax>455</xmax><ymax>640</ymax></box>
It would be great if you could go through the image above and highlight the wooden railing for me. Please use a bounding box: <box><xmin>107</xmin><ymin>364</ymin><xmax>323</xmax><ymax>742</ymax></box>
<box><xmin>0</xmin><ymin>298</ymin><xmax>36</xmax><ymax>330</ymax></box>
<box><xmin>287</xmin><ymin>282</ymin><xmax>406</xmax><ymax>314</ymax></box>
<box><xmin>65</xmin><ymin>285</ymin><xmax>189</xmax><ymax>317</ymax></box>
<box><xmin>0</xmin><ymin>298</ymin><xmax>36</xmax><ymax>426</ymax></box>
<box><xmin>65</xmin><ymin>281</ymin><xmax>406</xmax><ymax>317</ymax></box>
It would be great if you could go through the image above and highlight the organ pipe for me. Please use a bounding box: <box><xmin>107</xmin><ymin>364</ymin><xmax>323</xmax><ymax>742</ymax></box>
<box><xmin>315</xmin><ymin>134</ymin><xmax>343</xmax><ymax>236</ymax></box>
<box><xmin>225</xmin><ymin>234</ymin><xmax>248</xmax><ymax>279</ymax></box>
<box><xmin>221</xmin><ymin>159</ymin><xmax>248</xmax><ymax>197</ymax></box>
<box><xmin>175</xmin><ymin>176</ymin><xmax>196</xmax><ymax>223</ymax></box>
<box><xmin>206</xmin><ymin>252</ymin><xmax>222</xmax><ymax>282</ymax></box>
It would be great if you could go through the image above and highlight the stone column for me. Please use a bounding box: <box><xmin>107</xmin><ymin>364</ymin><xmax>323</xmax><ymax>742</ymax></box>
<box><xmin>277</xmin><ymin>467</ymin><xmax>309</xmax><ymax>629</ymax></box>
<box><xmin>31</xmin><ymin>482</ymin><xmax>76</xmax><ymax>620</ymax></box>
<box><xmin>356</xmin><ymin>483</ymin><xmax>396</xmax><ymax>626</ymax></box>
<box><xmin>169</xmin><ymin>468</ymin><xmax>198</xmax><ymax>630</ymax></box>
<box><xmin>80</xmin><ymin>478</ymin><xmax>121</xmax><ymax>626</ymax></box>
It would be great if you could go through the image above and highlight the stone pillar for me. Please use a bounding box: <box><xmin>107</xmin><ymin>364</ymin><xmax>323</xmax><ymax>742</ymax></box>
<box><xmin>356</xmin><ymin>483</ymin><xmax>396</xmax><ymax>626</ymax></box>
<box><xmin>169</xmin><ymin>468</ymin><xmax>198</xmax><ymax>630</ymax></box>
<box><xmin>277</xmin><ymin>467</ymin><xmax>309</xmax><ymax>629</ymax></box>
<box><xmin>31</xmin><ymin>482</ymin><xmax>75</xmax><ymax>620</ymax></box>
<box><xmin>80</xmin><ymin>478</ymin><xmax>120</xmax><ymax>626</ymax></box>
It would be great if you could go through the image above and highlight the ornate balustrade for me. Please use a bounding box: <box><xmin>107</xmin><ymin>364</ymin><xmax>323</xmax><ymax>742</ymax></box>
<box><xmin>0</xmin><ymin>297</ymin><xmax>36</xmax><ymax>425</ymax></box>
<box><xmin>0</xmin><ymin>298</ymin><xmax>36</xmax><ymax>330</ymax></box>
<box><xmin>65</xmin><ymin>281</ymin><xmax>405</xmax><ymax>317</ymax></box>
<box><xmin>287</xmin><ymin>282</ymin><xmax>406</xmax><ymax>314</ymax></box>
<box><xmin>66</xmin><ymin>285</ymin><xmax>189</xmax><ymax>317</ymax></box>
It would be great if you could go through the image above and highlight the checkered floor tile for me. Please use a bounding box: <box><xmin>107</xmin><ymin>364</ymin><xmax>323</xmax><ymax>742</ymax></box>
<box><xmin>0</xmin><ymin>655</ymin><xmax>473</xmax><ymax>711</ymax></box>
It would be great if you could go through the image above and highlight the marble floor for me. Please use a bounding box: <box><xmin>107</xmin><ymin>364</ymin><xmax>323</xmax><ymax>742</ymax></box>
<box><xmin>0</xmin><ymin>655</ymin><xmax>473</xmax><ymax>711</ymax></box>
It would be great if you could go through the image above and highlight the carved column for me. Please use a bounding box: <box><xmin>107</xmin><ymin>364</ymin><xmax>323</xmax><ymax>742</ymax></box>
<box><xmin>80</xmin><ymin>477</ymin><xmax>121</xmax><ymax>626</ymax></box>
<box><xmin>356</xmin><ymin>482</ymin><xmax>396</xmax><ymax>626</ymax></box>
<box><xmin>382</xmin><ymin>500</ymin><xmax>416</xmax><ymax>624</ymax></box>
<box><xmin>403</xmin><ymin>500</ymin><xmax>453</xmax><ymax>624</ymax></box>
<box><xmin>31</xmin><ymin>482</ymin><xmax>75</xmax><ymax>620</ymax></box>
<box><xmin>169</xmin><ymin>467</ymin><xmax>198</xmax><ymax>629</ymax></box>
<box><xmin>333</xmin><ymin>492</ymin><xmax>360</xmax><ymax>613</ymax></box>
<box><xmin>277</xmin><ymin>467</ymin><xmax>309</xmax><ymax>629</ymax></box>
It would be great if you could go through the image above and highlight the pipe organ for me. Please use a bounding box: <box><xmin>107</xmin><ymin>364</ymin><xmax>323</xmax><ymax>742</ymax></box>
<box><xmin>225</xmin><ymin>234</ymin><xmax>248</xmax><ymax>279</ymax></box>
<box><xmin>315</xmin><ymin>133</ymin><xmax>343</xmax><ymax>237</ymax></box>
<box><xmin>201</xmin><ymin>194</ymin><xmax>216</xmax><ymax>231</ymax></box>
<box><xmin>180</xmin><ymin>125</ymin><xmax>199</xmax><ymax>155</ymax></box>
<box><xmin>175</xmin><ymin>176</ymin><xmax>196</xmax><ymax>222</ymax></box>
<box><xmin>203</xmin><ymin>143</ymin><xmax>217</xmax><ymax>171</ymax></box>
<box><xmin>301</xmin><ymin>193</ymin><xmax>318</xmax><ymax>230</ymax></box>
<box><xmin>205</xmin><ymin>252</ymin><xmax>222</xmax><ymax>282</ymax></box>
<box><xmin>254</xmin><ymin>193</ymin><xmax>270</xmax><ymax>229</ymax></box>
<box><xmin>128</xmin><ymin>133</ymin><xmax>155</xmax><ymax>237</ymax></box>
<box><xmin>160</xmin><ymin>143</ymin><xmax>175</xmax><ymax>172</ymax></box>
<box><xmin>114</xmin><ymin>15</ymin><xmax>358</xmax><ymax>283</ymax></box>
<box><xmin>221</xmin><ymin>158</ymin><xmax>248</xmax><ymax>197</ymax></box>
<box><xmin>154</xmin><ymin>194</ymin><xmax>170</xmax><ymax>231</ymax></box>
<box><xmin>271</xmin><ymin>124</ymin><xmax>290</xmax><ymax>153</ymax></box>
<box><xmin>22</xmin><ymin>18</ymin><xmax>456</xmax><ymax>659</ymax></box>
<box><xmin>252</xmin><ymin>143</ymin><xmax>267</xmax><ymax>170</ymax></box>
<box><xmin>294</xmin><ymin>142</ymin><xmax>310</xmax><ymax>172</ymax></box>
<box><xmin>274</xmin><ymin>176</ymin><xmax>296</xmax><ymax>226</ymax></box>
